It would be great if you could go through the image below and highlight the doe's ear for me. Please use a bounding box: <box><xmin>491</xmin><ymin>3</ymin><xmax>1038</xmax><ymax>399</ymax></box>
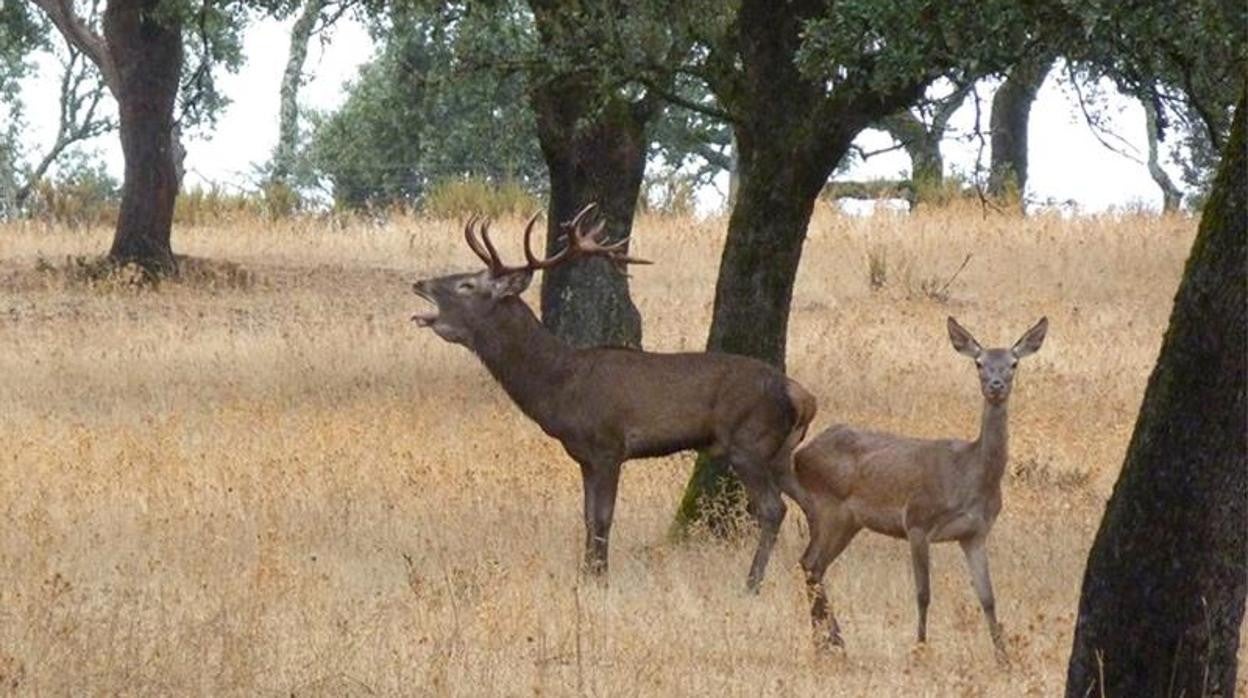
<box><xmin>1012</xmin><ymin>316</ymin><xmax>1048</xmax><ymax>358</ymax></box>
<box><xmin>947</xmin><ymin>316</ymin><xmax>982</xmax><ymax>358</ymax></box>
<box><xmin>489</xmin><ymin>270</ymin><xmax>534</xmax><ymax>298</ymax></box>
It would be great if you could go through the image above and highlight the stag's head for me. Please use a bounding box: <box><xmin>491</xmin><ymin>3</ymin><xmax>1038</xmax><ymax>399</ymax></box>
<box><xmin>948</xmin><ymin>317</ymin><xmax>1048</xmax><ymax>404</ymax></box>
<box><xmin>412</xmin><ymin>204</ymin><xmax>649</xmax><ymax>346</ymax></box>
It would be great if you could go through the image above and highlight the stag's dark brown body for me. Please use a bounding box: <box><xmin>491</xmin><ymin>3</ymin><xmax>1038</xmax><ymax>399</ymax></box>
<box><xmin>412</xmin><ymin>207</ymin><xmax>817</xmax><ymax>589</ymax></box>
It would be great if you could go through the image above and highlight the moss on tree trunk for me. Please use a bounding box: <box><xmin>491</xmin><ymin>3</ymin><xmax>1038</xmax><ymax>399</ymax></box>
<box><xmin>1064</xmin><ymin>89</ymin><xmax>1246</xmax><ymax>697</ymax></box>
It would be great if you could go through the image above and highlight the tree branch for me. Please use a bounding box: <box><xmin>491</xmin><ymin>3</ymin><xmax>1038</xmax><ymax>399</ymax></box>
<box><xmin>29</xmin><ymin>0</ymin><xmax>119</xmax><ymax>97</ymax></box>
<box><xmin>1068</xmin><ymin>65</ymin><xmax>1145</xmax><ymax>165</ymax></box>
<box><xmin>638</xmin><ymin>76</ymin><xmax>735</xmax><ymax>124</ymax></box>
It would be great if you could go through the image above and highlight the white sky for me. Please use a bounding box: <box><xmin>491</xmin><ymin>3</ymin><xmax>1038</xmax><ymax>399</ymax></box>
<box><xmin>16</xmin><ymin>16</ymin><xmax>1179</xmax><ymax>213</ymax></box>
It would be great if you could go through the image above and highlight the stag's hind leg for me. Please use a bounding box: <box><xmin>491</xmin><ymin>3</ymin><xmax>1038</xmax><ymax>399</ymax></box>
<box><xmin>727</xmin><ymin>454</ymin><xmax>787</xmax><ymax>593</ymax></box>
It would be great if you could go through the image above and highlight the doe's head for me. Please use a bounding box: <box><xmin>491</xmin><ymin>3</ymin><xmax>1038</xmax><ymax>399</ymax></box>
<box><xmin>411</xmin><ymin>204</ymin><xmax>649</xmax><ymax>346</ymax></box>
<box><xmin>947</xmin><ymin>316</ymin><xmax>1048</xmax><ymax>404</ymax></box>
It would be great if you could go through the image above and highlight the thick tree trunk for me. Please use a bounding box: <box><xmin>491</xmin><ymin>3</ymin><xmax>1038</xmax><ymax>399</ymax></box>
<box><xmin>273</xmin><ymin>0</ymin><xmax>324</xmax><ymax>184</ymax></box>
<box><xmin>987</xmin><ymin>55</ymin><xmax>1053</xmax><ymax>201</ymax></box>
<box><xmin>103</xmin><ymin>0</ymin><xmax>182</xmax><ymax>273</ymax></box>
<box><xmin>530</xmin><ymin>77</ymin><xmax>649</xmax><ymax>349</ymax></box>
<box><xmin>1065</xmin><ymin>91</ymin><xmax>1246</xmax><ymax>698</ymax></box>
<box><xmin>1143</xmin><ymin>99</ymin><xmax>1183</xmax><ymax>212</ymax></box>
<box><xmin>673</xmin><ymin>0</ymin><xmax>928</xmax><ymax>532</ymax></box>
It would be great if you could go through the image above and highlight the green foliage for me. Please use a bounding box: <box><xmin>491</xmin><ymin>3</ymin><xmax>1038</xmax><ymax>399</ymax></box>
<box><xmin>795</xmin><ymin>1</ymin><xmax>1034</xmax><ymax>92</ymax></box>
<box><xmin>1059</xmin><ymin>0</ymin><xmax>1246</xmax><ymax>202</ymax></box>
<box><xmin>307</xmin><ymin>4</ymin><xmax>546</xmax><ymax>209</ymax></box>
<box><xmin>422</xmin><ymin>177</ymin><xmax>541</xmax><ymax>219</ymax></box>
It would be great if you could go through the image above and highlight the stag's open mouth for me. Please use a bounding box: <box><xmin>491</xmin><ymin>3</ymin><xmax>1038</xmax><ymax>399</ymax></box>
<box><xmin>411</xmin><ymin>285</ymin><xmax>439</xmax><ymax>327</ymax></box>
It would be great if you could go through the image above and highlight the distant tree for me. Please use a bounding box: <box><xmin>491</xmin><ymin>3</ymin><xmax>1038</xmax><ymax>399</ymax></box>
<box><xmin>308</xmin><ymin>4</ymin><xmax>544</xmax><ymax>208</ymax></box>
<box><xmin>1065</xmin><ymin>89</ymin><xmax>1244</xmax><ymax>698</ymax></box>
<box><xmin>1141</xmin><ymin>97</ymin><xmax>1182</xmax><ymax>212</ymax></box>
<box><xmin>1062</xmin><ymin>0</ymin><xmax>1245</xmax><ymax>207</ymax></box>
<box><xmin>29</xmin><ymin>0</ymin><xmax>269</xmax><ymax>274</ymax></box>
<box><xmin>524</xmin><ymin>0</ymin><xmax>673</xmax><ymax>349</ymax></box>
<box><xmin>0</xmin><ymin>0</ymin><xmax>47</xmax><ymax>215</ymax></box>
<box><xmin>987</xmin><ymin>53</ymin><xmax>1055</xmax><ymax>202</ymax></box>
<box><xmin>270</xmin><ymin>0</ymin><xmax>362</xmax><ymax>189</ymax></box>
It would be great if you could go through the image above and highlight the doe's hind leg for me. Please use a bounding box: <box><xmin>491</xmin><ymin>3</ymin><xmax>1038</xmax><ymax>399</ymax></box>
<box><xmin>801</xmin><ymin>508</ymin><xmax>859</xmax><ymax>650</ymax></box>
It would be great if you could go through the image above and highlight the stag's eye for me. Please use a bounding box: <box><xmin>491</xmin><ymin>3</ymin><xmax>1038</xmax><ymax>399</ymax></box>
<box><xmin>457</xmin><ymin>280</ymin><xmax>475</xmax><ymax>293</ymax></box>
<box><xmin>1011</xmin><ymin>360</ymin><xmax>1018</xmax><ymax>369</ymax></box>
<box><xmin>975</xmin><ymin>359</ymin><xmax>984</xmax><ymax>367</ymax></box>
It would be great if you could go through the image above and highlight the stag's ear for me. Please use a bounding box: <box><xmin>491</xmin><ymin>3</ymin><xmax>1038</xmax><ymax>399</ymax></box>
<box><xmin>948</xmin><ymin>317</ymin><xmax>983</xmax><ymax>358</ymax></box>
<box><xmin>489</xmin><ymin>270</ymin><xmax>534</xmax><ymax>298</ymax></box>
<box><xmin>1012</xmin><ymin>317</ymin><xmax>1048</xmax><ymax>358</ymax></box>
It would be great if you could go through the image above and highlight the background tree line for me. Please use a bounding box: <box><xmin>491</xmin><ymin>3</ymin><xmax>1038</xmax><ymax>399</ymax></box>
<box><xmin>5</xmin><ymin>1</ymin><xmax>1245</xmax><ymax>693</ymax></box>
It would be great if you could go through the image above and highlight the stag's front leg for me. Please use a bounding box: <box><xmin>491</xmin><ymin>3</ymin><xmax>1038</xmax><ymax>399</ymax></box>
<box><xmin>578</xmin><ymin>460</ymin><xmax>621</xmax><ymax>582</ymax></box>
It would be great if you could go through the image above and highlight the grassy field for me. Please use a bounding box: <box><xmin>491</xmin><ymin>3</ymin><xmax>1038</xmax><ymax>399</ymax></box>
<box><xmin>0</xmin><ymin>204</ymin><xmax>1236</xmax><ymax>695</ymax></box>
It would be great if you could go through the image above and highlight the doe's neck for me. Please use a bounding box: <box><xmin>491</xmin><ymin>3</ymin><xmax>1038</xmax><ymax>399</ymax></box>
<box><xmin>974</xmin><ymin>399</ymin><xmax>1010</xmax><ymax>486</ymax></box>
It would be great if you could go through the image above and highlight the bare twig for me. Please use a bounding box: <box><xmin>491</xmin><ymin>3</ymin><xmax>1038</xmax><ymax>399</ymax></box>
<box><xmin>1067</xmin><ymin>66</ymin><xmax>1146</xmax><ymax>165</ymax></box>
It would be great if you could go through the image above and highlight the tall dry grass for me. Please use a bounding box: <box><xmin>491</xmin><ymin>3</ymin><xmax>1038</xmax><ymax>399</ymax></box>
<box><xmin>0</xmin><ymin>202</ymin><xmax>1238</xmax><ymax>695</ymax></box>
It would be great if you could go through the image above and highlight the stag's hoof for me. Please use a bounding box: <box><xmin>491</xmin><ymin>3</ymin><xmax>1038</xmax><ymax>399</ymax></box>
<box><xmin>815</xmin><ymin>636</ymin><xmax>845</xmax><ymax>652</ymax></box>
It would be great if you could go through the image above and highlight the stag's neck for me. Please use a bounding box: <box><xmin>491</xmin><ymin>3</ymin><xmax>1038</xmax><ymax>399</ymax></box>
<box><xmin>469</xmin><ymin>298</ymin><xmax>574</xmax><ymax>423</ymax></box>
<box><xmin>972</xmin><ymin>400</ymin><xmax>1009</xmax><ymax>490</ymax></box>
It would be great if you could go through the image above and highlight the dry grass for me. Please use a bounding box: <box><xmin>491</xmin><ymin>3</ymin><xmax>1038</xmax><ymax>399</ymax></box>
<box><xmin>0</xmin><ymin>203</ymin><xmax>1235</xmax><ymax>695</ymax></box>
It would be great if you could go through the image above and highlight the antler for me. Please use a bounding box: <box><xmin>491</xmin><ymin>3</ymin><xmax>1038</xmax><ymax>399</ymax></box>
<box><xmin>462</xmin><ymin>203</ymin><xmax>651</xmax><ymax>277</ymax></box>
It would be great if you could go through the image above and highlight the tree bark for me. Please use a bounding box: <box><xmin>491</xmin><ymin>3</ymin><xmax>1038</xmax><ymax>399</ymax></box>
<box><xmin>987</xmin><ymin>54</ymin><xmax>1053</xmax><ymax>201</ymax></box>
<box><xmin>528</xmin><ymin>3</ymin><xmax>653</xmax><ymax>350</ymax></box>
<box><xmin>273</xmin><ymin>0</ymin><xmax>324</xmax><ymax>184</ymax></box>
<box><xmin>103</xmin><ymin>0</ymin><xmax>182</xmax><ymax>273</ymax></box>
<box><xmin>1143</xmin><ymin>98</ymin><xmax>1183</xmax><ymax>212</ymax></box>
<box><xmin>674</xmin><ymin>0</ymin><xmax>929</xmax><ymax>532</ymax></box>
<box><xmin>1065</xmin><ymin>90</ymin><xmax>1246</xmax><ymax>698</ymax></box>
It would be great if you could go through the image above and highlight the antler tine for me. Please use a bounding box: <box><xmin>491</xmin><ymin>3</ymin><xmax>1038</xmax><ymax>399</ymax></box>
<box><xmin>562</xmin><ymin>205</ymin><xmax>653</xmax><ymax>267</ymax></box>
<box><xmin>463</xmin><ymin>215</ymin><xmax>494</xmax><ymax>266</ymax></box>
<box><xmin>566</xmin><ymin>202</ymin><xmax>598</xmax><ymax>230</ymax></box>
<box><xmin>478</xmin><ymin>219</ymin><xmax>509</xmax><ymax>273</ymax></box>
<box><xmin>522</xmin><ymin>210</ymin><xmax>570</xmax><ymax>268</ymax></box>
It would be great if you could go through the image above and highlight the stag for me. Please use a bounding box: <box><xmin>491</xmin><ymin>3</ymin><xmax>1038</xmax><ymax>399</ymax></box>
<box><xmin>411</xmin><ymin>205</ymin><xmax>817</xmax><ymax>590</ymax></box>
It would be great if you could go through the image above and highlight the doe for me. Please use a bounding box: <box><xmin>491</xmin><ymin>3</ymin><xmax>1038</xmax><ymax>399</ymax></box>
<box><xmin>410</xmin><ymin>206</ymin><xmax>816</xmax><ymax>591</ymax></box>
<box><xmin>793</xmin><ymin>317</ymin><xmax>1047</xmax><ymax>661</ymax></box>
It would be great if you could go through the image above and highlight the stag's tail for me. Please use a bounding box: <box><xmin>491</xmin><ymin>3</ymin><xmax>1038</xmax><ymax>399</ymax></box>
<box><xmin>776</xmin><ymin>377</ymin><xmax>817</xmax><ymax>454</ymax></box>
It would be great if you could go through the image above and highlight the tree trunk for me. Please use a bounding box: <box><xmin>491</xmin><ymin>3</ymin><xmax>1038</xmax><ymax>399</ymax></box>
<box><xmin>673</xmin><ymin>0</ymin><xmax>928</xmax><ymax>532</ymax></box>
<box><xmin>987</xmin><ymin>54</ymin><xmax>1053</xmax><ymax>202</ymax></box>
<box><xmin>530</xmin><ymin>76</ymin><xmax>649</xmax><ymax>349</ymax></box>
<box><xmin>880</xmin><ymin>110</ymin><xmax>943</xmax><ymax>202</ymax></box>
<box><xmin>103</xmin><ymin>0</ymin><xmax>182</xmax><ymax>273</ymax></box>
<box><xmin>273</xmin><ymin>0</ymin><xmax>324</xmax><ymax>184</ymax></box>
<box><xmin>1065</xmin><ymin>91</ymin><xmax>1246</xmax><ymax>698</ymax></box>
<box><xmin>1143</xmin><ymin>98</ymin><xmax>1183</xmax><ymax>212</ymax></box>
